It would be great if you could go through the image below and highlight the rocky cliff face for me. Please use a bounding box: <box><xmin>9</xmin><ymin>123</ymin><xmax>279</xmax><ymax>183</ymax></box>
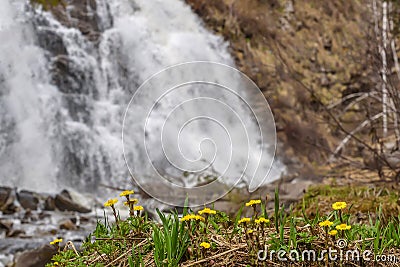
<box><xmin>185</xmin><ymin>0</ymin><xmax>384</xmax><ymax>176</ymax></box>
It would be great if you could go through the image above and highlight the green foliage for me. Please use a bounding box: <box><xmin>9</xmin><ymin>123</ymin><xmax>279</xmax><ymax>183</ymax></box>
<box><xmin>231</xmin><ymin>204</ymin><xmax>244</xmax><ymax>237</ymax></box>
<box><xmin>274</xmin><ymin>187</ymin><xmax>280</xmax><ymax>232</ymax></box>
<box><xmin>128</xmin><ymin>245</ymin><xmax>145</xmax><ymax>267</ymax></box>
<box><xmin>152</xmin><ymin>209</ymin><xmax>189</xmax><ymax>267</ymax></box>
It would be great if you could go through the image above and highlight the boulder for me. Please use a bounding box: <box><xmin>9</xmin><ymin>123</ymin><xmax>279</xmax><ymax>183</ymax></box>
<box><xmin>54</xmin><ymin>193</ymin><xmax>91</xmax><ymax>213</ymax></box>
<box><xmin>0</xmin><ymin>187</ymin><xmax>11</xmax><ymax>207</ymax></box>
<box><xmin>38</xmin><ymin>212</ymin><xmax>52</xmax><ymax>220</ymax></box>
<box><xmin>279</xmin><ymin>180</ymin><xmax>314</xmax><ymax>201</ymax></box>
<box><xmin>0</xmin><ymin>219</ymin><xmax>13</xmax><ymax>236</ymax></box>
<box><xmin>0</xmin><ymin>187</ymin><xmax>16</xmax><ymax>214</ymax></box>
<box><xmin>22</xmin><ymin>209</ymin><xmax>40</xmax><ymax>223</ymax></box>
<box><xmin>6</xmin><ymin>229</ymin><xmax>25</xmax><ymax>238</ymax></box>
<box><xmin>59</xmin><ymin>219</ymin><xmax>77</xmax><ymax>230</ymax></box>
<box><xmin>14</xmin><ymin>244</ymin><xmax>57</xmax><ymax>267</ymax></box>
<box><xmin>60</xmin><ymin>189</ymin><xmax>72</xmax><ymax>199</ymax></box>
<box><xmin>36</xmin><ymin>28</ymin><xmax>67</xmax><ymax>56</ymax></box>
<box><xmin>44</xmin><ymin>196</ymin><xmax>56</xmax><ymax>211</ymax></box>
<box><xmin>16</xmin><ymin>190</ymin><xmax>39</xmax><ymax>210</ymax></box>
<box><xmin>2</xmin><ymin>202</ymin><xmax>18</xmax><ymax>214</ymax></box>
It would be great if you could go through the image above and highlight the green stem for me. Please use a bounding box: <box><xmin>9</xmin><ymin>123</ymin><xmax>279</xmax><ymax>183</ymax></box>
<box><xmin>111</xmin><ymin>205</ymin><xmax>120</xmax><ymax>231</ymax></box>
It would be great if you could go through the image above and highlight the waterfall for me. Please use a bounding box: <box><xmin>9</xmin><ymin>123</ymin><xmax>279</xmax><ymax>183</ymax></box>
<box><xmin>0</xmin><ymin>0</ymin><xmax>59</xmax><ymax>191</ymax></box>
<box><xmin>0</xmin><ymin>0</ymin><xmax>284</xmax><ymax>199</ymax></box>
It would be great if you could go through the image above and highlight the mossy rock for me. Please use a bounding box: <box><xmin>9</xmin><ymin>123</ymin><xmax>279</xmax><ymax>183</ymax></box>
<box><xmin>30</xmin><ymin>0</ymin><xmax>65</xmax><ymax>10</ymax></box>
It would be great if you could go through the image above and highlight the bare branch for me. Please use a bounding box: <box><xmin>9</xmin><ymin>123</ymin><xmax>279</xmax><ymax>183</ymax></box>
<box><xmin>381</xmin><ymin>1</ymin><xmax>388</xmax><ymax>137</ymax></box>
<box><xmin>330</xmin><ymin>113</ymin><xmax>383</xmax><ymax>161</ymax></box>
<box><xmin>327</xmin><ymin>92</ymin><xmax>377</xmax><ymax>110</ymax></box>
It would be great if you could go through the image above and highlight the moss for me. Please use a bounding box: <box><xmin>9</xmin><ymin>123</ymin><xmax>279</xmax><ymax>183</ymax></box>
<box><xmin>30</xmin><ymin>0</ymin><xmax>65</xmax><ymax>10</ymax></box>
<box><xmin>298</xmin><ymin>184</ymin><xmax>400</xmax><ymax>218</ymax></box>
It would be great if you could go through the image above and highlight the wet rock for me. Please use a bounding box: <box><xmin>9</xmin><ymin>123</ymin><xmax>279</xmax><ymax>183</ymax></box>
<box><xmin>37</xmin><ymin>211</ymin><xmax>51</xmax><ymax>221</ymax></box>
<box><xmin>0</xmin><ymin>187</ymin><xmax>16</xmax><ymax>214</ymax></box>
<box><xmin>78</xmin><ymin>215</ymin><xmax>90</xmax><ymax>224</ymax></box>
<box><xmin>14</xmin><ymin>244</ymin><xmax>57</xmax><ymax>267</ymax></box>
<box><xmin>60</xmin><ymin>189</ymin><xmax>72</xmax><ymax>199</ymax></box>
<box><xmin>16</xmin><ymin>190</ymin><xmax>39</xmax><ymax>210</ymax></box>
<box><xmin>0</xmin><ymin>219</ymin><xmax>12</xmax><ymax>230</ymax></box>
<box><xmin>50</xmin><ymin>0</ymin><xmax>100</xmax><ymax>40</ymax></box>
<box><xmin>22</xmin><ymin>209</ymin><xmax>32</xmax><ymax>223</ymax></box>
<box><xmin>69</xmin><ymin>215</ymin><xmax>85</xmax><ymax>227</ymax></box>
<box><xmin>54</xmin><ymin>192</ymin><xmax>91</xmax><ymax>213</ymax></box>
<box><xmin>0</xmin><ymin>187</ymin><xmax>11</xmax><ymax>207</ymax></box>
<box><xmin>7</xmin><ymin>229</ymin><xmax>25</xmax><ymax>238</ymax></box>
<box><xmin>0</xmin><ymin>219</ymin><xmax>13</xmax><ymax>234</ymax></box>
<box><xmin>36</xmin><ymin>28</ymin><xmax>67</xmax><ymax>56</ymax></box>
<box><xmin>22</xmin><ymin>209</ymin><xmax>40</xmax><ymax>223</ymax></box>
<box><xmin>2</xmin><ymin>202</ymin><xmax>18</xmax><ymax>215</ymax></box>
<box><xmin>44</xmin><ymin>196</ymin><xmax>56</xmax><ymax>211</ymax></box>
<box><xmin>59</xmin><ymin>219</ymin><xmax>77</xmax><ymax>230</ymax></box>
<box><xmin>87</xmin><ymin>31</ymin><xmax>101</xmax><ymax>42</ymax></box>
<box><xmin>44</xmin><ymin>228</ymin><xmax>58</xmax><ymax>235</ymax></box>
<box><xmin>279</xmin><ymin>180</ymin><xmax>314</xmax><ymax>201</ymax></box>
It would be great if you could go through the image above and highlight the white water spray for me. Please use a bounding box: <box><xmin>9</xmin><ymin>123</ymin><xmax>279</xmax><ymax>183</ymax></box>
<box><xmin>0</xmin><ymin>0</ymin><xmax>284</xmax><ymax>197</ymax></box>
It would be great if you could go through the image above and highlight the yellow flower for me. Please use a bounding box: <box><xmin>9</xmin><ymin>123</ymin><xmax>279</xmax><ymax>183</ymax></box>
<box><xmin>328</xmin><ymin>230</ymin><xmax>338</xmax><ymax>236</ymax></box>
<box><xmin>180</xmin><ymin>214</ymin><xmax>194</xmax><ymax>221</ymax></box>
<box><xmin>194</xmin><ymin>215</ymin><xmax>205</xmax><ymax>221</ymax></box>
<box><xmin>247</xmin><ymin>229</ymin><xmax>254</xmax><ymax>234</ymax></box>
<box><xmin>255</xmin><ymin>217</ymin><xmax>270</xmax><ymax>224</ymax></box>
<box><xmin>336</xmin><ymin>223</ymin><xmax>351</xmax><ymax>231</ymax></box>
<box><xmin>133</xmin><ymin>205</ymin><xmax>144</xmax><ymax>211</ymax></box>
<box><xmin>238</xmin><ymin>217</ymin><xmax>251</xmax><ymax>224</ymax></box>
<box><xmin>180</xmin><ymin>214</ymin><xmax>205</xmax><ymax>222</ymax></box>
<box><xmin>120</xmin><ymin>190</ymin><xmax>134</xmax><ymax>197</ymax></box>
<box><xmin>123</xmin><ymin>199</ymin><xmax>139</xmax><ymax>206</ymax></box>
<box><xmin>50</xmin><ymin>238</ymin><xmax>63</xmax><ymax>245</ymax></box>
<box><xmin>332</xmin><ymin>202</ymin><xmax>347</xmax><ymax>210</ymax></box>
<box><xmin>104</xmin><ymin>198</ymin><xmax>118</xmax><ymax>207</ymax></box>
<box><xmin>245</xmin><ymin>199</ymin><xmax>261</xmax><ymax>207</ymax></box>
<box><xmin>198</xmin><ymin>207</ymin><xmax>217</xmax><ymax>215</ymax></box>
<box><xmin>319</xmin><ymin>220</ymin><xmax>333</xmax><ymax>227</ymax></box>
<box><xmin>53</xmin><ymin>262</ymin><xmax>59</xmax><ymax>266</ymax></box>
<box><xmin>200</xmin><ymin>242</ymin><xmax>210</xmax><ymax>249</ymax></box>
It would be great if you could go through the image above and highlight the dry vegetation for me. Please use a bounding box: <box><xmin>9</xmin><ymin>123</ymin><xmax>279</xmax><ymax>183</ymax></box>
<box><xmin>185</xmin><ymin>0</ymin><xmax>400</xmax><ymax>183</ymax></box>
<box><xmin>47</xmin><ymin>188</ymin><xmax>400</xmax><ymax>267</ymax></box>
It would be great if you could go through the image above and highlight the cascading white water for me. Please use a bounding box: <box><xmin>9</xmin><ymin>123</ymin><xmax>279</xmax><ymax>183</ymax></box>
<box><xmin>0</xmin><ymin>0</ymin><xmax>60</xmax><ymax>191</ymax></box>
<box><xmin>0</xmin><ymin>0</ymin><xmax>284</xmax><ymax>197</ymax></box>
